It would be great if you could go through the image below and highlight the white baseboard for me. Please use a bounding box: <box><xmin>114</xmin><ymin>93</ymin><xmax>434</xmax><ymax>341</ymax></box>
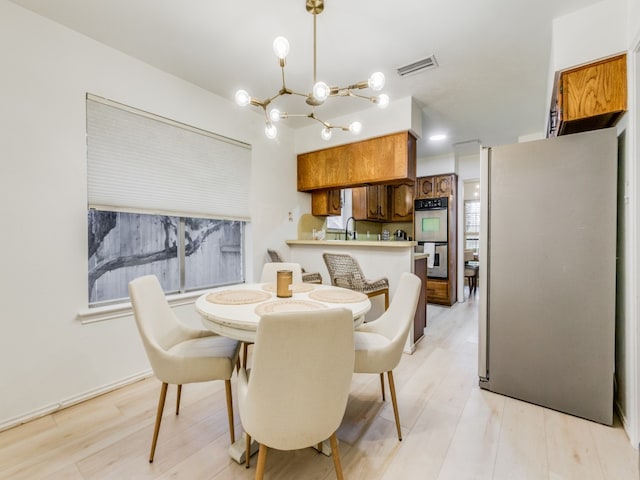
<box><xmin>615</xmin><ymin>398</ymin><xmax>639</xmax><ymax>449</ymax></box>
<box><xmin>0</xmin><ymin>369</ymin><xmax>153</xmax><ymax>433</ymax></box>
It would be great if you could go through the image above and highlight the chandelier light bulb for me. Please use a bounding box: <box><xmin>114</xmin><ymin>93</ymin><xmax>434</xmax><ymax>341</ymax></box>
<box><xmin>272</xmin><ymin>36</ymin><xmax>290</xmax><ymax>59</ymax></box>
<box><xmin>321</xmin><ymin>127</ymin><xmax>332</xmax><ymax>141</ymax></box>
<box><xmin>349</xmin><ymin>121</ymin><xmax>362</xmax><ymax>134</ymax></box>
<box><xmin>265</xmin><ymin>123</ymin><xmax>278</xmax><ymax>139</ymax></box>
<box><xmin>269</xmin><ymin>108</ymin><xmax>281</xmax><ymax>122</ymax></box>
<box><xmin>312</xmin><ymin>81</ymin><xmax>330</xmax><ymax>102</ymax></box>
<box><xmin>235</xmin><ymin>89</ymin><xmax>251</xmax><ymax>107</ymax></box>
<box><xmin>368</xmin><ymin>72</ymin><xmax>385</xmax><ymax>91</ymax></box>
<box><xmin>376</xmin><ymin>94</ymin><xmax>390</xmax><ymax>108</ymax></box>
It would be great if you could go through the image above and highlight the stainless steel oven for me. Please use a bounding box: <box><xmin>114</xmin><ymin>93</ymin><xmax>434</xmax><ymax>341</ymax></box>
<box><xmin>415</xmin><ymin>197</ymin><xmax>449</xmax><ymax>279</ymax></box>
<box><xmin>414</xmin><ymin>197</ymin><xmax>448</xmax><ymax>243</ymax></box>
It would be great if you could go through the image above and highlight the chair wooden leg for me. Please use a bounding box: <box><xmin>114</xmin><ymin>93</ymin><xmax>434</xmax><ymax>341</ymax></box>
<box><xmin>255</xmin><ymin>443</ymin><xmax>268</xmax><ymax>480</ymax></box>
<box><xmin>329</xmin><ymin>432</ymin><xmax>345</xmax><ymax>480</ymax></box>
<box><xmin>242</xmin><ymin>342</ymin><xmax>249</xmax><ymax>369</ymax></box>
<box><xmin>224</xmin><ymin>379</ymin><xmax>235</xmax><ymax>444</ymax></box>
<box><xmin>149</xmin><ymin>382</ymin><xmax>168</xmax><ymax>463</ymax></box>
<box><xmin>387</xmin><ymin>371</ymin><xmax>402</xmax><ymax>441</ymax></box>
<box><xmin>379</xmin><ymin>373</ymin><xmax>386</xmax><ymax>401</ymax></box>
<box><xmin>245</xmin><ymin>433</ymin><xmax>251</xmax><ymax>468</ymax></box>
<box><xmin>176</xmin><ymin>384</ymin><xmax>182</xmax><ymax>415</ymax></box>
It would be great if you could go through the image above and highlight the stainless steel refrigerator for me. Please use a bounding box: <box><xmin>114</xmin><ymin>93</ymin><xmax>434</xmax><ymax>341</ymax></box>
<box><xmin>478</xmin><ymin>127</ymin><xmax>617</xmax><ymax>425</ymax></box>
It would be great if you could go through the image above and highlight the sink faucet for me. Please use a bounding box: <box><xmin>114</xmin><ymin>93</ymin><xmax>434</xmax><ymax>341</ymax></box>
<box><xmin>345</xmin><ymin>216</ymin><xmax>357</xmax><ymax>240</ymax></box>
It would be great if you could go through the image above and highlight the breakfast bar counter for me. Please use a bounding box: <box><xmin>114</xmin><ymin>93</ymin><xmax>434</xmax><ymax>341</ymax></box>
<box><xmin>286</xmin><ymin>239</ymin><xmax>427</xmax><ymax>353</ymax></box>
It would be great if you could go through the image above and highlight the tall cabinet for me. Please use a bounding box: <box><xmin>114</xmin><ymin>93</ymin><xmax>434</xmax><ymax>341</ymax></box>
<box><xmin>415</xmin><ymin>174</ymin><xmax>458</xmax><ymax>306</ymax></box>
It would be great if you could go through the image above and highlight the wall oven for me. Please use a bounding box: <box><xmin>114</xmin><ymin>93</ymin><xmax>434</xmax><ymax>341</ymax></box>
<box><xmin>414</xmin><ymin>197</ymin><xmax>448</xmax><ymax>243</ymax></box>
<box><xmin>414</xmin><ymin>197</ymin><xmax>449</xmax><ymax>279</ymax></box>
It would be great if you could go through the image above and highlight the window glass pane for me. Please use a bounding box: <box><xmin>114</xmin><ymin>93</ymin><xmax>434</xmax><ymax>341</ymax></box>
<box><xmin>184</xmin><ymin>218</ymin><xmax>245</xmax><ymax>290</ymax></box>
<box><xmin>88</xmin><ymin>211</ymin><xmax>179</xmax><ymax>304</ymax></box>
<box><xmin>465</xmin><ymin>200</ymin><xmax>481</xmax><ymax>233</ymax></box>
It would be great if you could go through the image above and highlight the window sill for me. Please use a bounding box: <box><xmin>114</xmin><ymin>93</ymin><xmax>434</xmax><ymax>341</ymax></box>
<box><xmin>77</xmin><ymin>289</ymin><xmax>210</xmax><ymax>325</ymax></box>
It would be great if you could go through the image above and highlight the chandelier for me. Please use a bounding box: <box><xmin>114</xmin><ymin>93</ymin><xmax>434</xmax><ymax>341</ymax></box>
<box><xmin>234</xmin><ymin>0</ymin><xmax>389</xmax><ymax>141</ymax></box>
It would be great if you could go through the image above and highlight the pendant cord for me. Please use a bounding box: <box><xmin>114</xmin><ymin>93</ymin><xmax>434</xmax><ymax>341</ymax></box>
<box><xmin>313</xmin><ymin>11</ymin><xmax>317</xmax><ymax>84</ymax></box>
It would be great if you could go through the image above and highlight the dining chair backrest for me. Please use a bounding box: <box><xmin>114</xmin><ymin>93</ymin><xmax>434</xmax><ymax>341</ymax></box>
<box><xmin>322</xmin><ymin>252</ymin><xmax>366</xmax><ymax>289</ymax></box>
<box><xmin>260</xmin><ymin>262</ymin><xmax>303</xmax><ymax>284</ymax></box>
<box><xmin>239</xmin><ymin>308</ymin><xmax>354</xmax><ymax>450</ymax></box>
<box><xmin>129</xmin><ymin>275</ymin><xmax>191</xmax><ymax>365</ymax></box>
<box><xmin>363</xmin><ymin>272</ymin><xmax>421</xmax><ymax>363</ymax></box>
<box><xmin>266</xmin><ymin>249</ymin><xmax>285</xmax><ymax>263</ymax></box>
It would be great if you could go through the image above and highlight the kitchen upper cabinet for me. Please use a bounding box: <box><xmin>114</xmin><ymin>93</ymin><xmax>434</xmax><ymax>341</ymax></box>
<box><xmin>311</xmin><ymin>189</ymin><xmax>342</xmax><ymax>216</ymax></box>
<box><xmin>389</xmin><ymin>182</ymin><xmax>414</xmax><ymax>222</ymax></box>
<box><xmin>549</xmin><ymin>53</ymin><xmax>627</xmax><ymax>137</ymax></box>
<box><xmin>297</xmin><ymin>131</ymin><xmax>417</xmax><ymax>192</ymax></box>
<box><xmin>416</xmin><ymin>174</ymin><xmax>456</xmax><ymax>199</ymax></box>
<box><xmin>352</xmin><ymin>185</ymin><xmax>389</xmax><ymax>221</ymax></box>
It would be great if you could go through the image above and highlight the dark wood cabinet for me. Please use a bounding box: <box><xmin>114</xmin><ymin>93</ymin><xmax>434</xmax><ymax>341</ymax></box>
<box><xmin>389</xmin><ymin>182</ymin><xmax>414</xmax><ymax>222</ymax></box>
<box><xmin>311</xmin><ymin>189</ymin><xmax>342</xmax><ymax>216</ymax></box>
<box><xmin>549</xmin><ymin>53</ymin><xmax>627</xmax><ymax>137</ymax></box>
<box><xmin>413</xmin><ymin>256</ymin><xmax>427</xmax><ymax>344</ymax></box>
<box><xmin>416</xmin><ymin>174</ymin><xmax>454</xmax><ymax>200</ymax></box>
<box><xmin>352</xmin><ymin>185</ymin><xmax>389</xmax><ymax>222</ymax></box>
<box><xmin>416</xmin><ymin>173</ymin><xmax>458</xmax><ymax>306</ymax></box>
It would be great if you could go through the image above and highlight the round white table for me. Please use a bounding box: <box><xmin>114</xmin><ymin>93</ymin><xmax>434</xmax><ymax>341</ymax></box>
<box><xmin>195</xmin><ymin>282</ymin><xmax>372</xmax><ymax>343</ymax></box>
<box><xmin>195</xmin><ymin>282</ymin><xmax>371</xmax><ymax>464</ymax></box>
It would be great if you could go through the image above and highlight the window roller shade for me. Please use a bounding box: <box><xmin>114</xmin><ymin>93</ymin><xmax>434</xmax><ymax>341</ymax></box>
<box><xmin>87</xmin><ymin>96</ymin><xmax>251</xmax><ymax>220</ymax></box>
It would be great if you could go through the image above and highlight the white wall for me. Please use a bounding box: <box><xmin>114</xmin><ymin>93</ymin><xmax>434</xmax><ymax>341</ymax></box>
<box><xmin>417</xmin><ymin>152</ymin><xmax>455</xmax><ymax>177</ymax></box>
<box><xmin>0</xmin><ymin>0</ymin><xmax>305</xmax><ymax>429</ymax></box>
<box><xmin>552</xmin><ymin>0</ymin><xmax>627</xmax><ymax>71</ymax></box>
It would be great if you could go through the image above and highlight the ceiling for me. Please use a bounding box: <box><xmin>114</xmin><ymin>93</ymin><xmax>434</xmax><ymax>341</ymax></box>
<box><xmin>10</xmin><ymin>0</ymin><xmax>602</xmax><ymax>157</ymax></box>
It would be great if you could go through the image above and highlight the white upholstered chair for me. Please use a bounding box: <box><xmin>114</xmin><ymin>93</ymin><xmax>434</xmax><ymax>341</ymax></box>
<box><xmin>237</xmin><ymin>261</ymin><xmax>306</xmax><ymax>369</ymax></box>
<box><xmin>238</xmin><ymin>308</ymin><xmax>355</xmax><ymax>479</ymax></box>
<box><xmin>354</xmin><ymin>272</ymin><xmax>421</xmax><ymax>441</ymax></box>
<box><xmin>128</xmin><ymin>275</ymin><xmax>241</xmax><ymax>462</ymax></box>
<box><xmin>259</xmin><ymin>261</ymin><xmax>304</xmax><ymax>284</ymax></box>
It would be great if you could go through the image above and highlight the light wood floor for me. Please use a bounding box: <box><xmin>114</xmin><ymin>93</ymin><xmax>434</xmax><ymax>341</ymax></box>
<box><xmin>1</xmin><ymin>293</ymin><xmax>638</xmax><ymax>479</ymax></box>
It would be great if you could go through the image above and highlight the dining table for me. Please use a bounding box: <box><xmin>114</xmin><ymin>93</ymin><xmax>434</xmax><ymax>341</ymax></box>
<box><xmin>195</xmin><ymin>281</ymin><xmax>372</xmax><ymax>343</ymax></box>
<box><xmin>194</xmin><ymin>281</ymin><xmax>372</xmax><ymax>464</ymax></box>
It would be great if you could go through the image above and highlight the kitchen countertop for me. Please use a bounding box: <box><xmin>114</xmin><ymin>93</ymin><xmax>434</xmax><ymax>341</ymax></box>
<box><xmin>286</xmin><ymin>239</ymin><xmax>416</xmax><ymax>248</ymax></box>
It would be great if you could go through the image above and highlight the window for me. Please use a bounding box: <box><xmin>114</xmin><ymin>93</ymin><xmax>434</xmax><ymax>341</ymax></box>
<box><xmin>464</xmin><ymin>200</ymin><xmax>480</xmax><ymax>252</ymax></box>
<box><xmin>86</xmin><ymin>95</ymin><xmax>250</xmax><ymax>305</ymax></box>
<box><xmin>88</xmin><ymin>211</ymin><xmax>243</xmax><ymax>304</ymax></box>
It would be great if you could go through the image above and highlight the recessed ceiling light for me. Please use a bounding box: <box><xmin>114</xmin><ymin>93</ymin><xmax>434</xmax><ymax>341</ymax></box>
<box><xmin>429</xmin><ymin>134</ymin><xmax>447</xmax><ymax>141</ymax></box>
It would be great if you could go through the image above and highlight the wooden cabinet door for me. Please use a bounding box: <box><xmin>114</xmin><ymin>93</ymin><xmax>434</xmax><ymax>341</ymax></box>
<box><xmin>366</xmin><ymin>186</ymin><xmax>380</xmax><ymax>219</ymax></box>
<box><xmin>352</xmin><ymin>185</ymin><xmax>388</xmax><ymax>221</ymax></box>
<box><xmin>416</xmin><ymin>177</ymin><xmax>435</xmax><ymax>198</ymax></box>
<box><xmin>561</xmin><ymin>54</ymin><xmax>626</xmax><ymax>122</ymax></box>
<box><xmin>390</xmin><ymin>182</ymin><xmax>414</xmax><ymax>222</ymax></box>
<box><xmin>311</xmin><ymin>189</ymin><xmax>341</xmax><ymax>216</ymax></box>
<box><xmin>377</xmin><ymin>185</ymin><xmax>389</xmax><ymax>221</ymax></box>
<box><xmin>435</xmin><ymin>175</ymin><xmax>453</xmax><ymax>197</ymax></box>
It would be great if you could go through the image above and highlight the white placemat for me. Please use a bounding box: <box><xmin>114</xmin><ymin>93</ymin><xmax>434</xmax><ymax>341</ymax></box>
<box><xmin>255</xmin><ymin>299</ymin><xmax>327</xmax><ymax>316</ymax></box>
<box><xmin>206</xmin><ymin>289</ymin><xmax>271</xmax><ymax>305</ymax></box>
<box><xmin>308</xmin><ymin>289</ymin><xmax>368</xmax><ymax>303</ymax></box>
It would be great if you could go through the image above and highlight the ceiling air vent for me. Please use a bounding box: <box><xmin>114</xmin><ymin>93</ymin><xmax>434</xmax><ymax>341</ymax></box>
<box><xmin>396</xmin><ymin>55</ymin><xmax>438</xmax><ymax>78</ymax></box>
